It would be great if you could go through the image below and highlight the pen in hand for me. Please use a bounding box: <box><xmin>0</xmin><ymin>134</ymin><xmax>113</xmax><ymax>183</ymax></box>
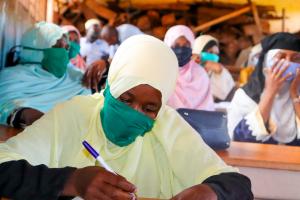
<box><xmin>83</xmin><ymin>140</ymin><xmax>116</xmax><ymax>174</ymax></box>
<box><xmin>82</xmin><ymin>140</ymin><xmax>137</xmax><ymax>199</ymax></box>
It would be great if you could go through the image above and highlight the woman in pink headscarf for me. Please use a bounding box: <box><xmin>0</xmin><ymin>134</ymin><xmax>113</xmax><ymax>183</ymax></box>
<box><xmin>62</xmin><ymin>25</ymin><xmax>87</xmax><ymax>71</ymax></box>
<box><xmin>164</xmin><ymin>25</ymin><xmax>215</xmax><ymax>110</ymax></box>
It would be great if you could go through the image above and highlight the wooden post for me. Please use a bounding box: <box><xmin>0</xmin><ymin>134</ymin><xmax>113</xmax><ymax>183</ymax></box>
<box><xmin>282</xmin><ymin>8</ymin><xmax>286</xmax><ymax>32</ymax></box>
<box><xmin>251</xmin><ymin>2</ymin><xmax>263</xmax><ymax>37</ymax></box>
<box><xmin>193</xmin><ymin>6</ymin><xmax>251</xmax><ymax>32</ymax></box>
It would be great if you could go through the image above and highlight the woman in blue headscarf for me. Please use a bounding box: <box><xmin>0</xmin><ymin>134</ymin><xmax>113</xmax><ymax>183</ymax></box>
<box><xmin>0</xmin><ymin>22</ymin><xmax>107</xmax><ymax>128</ymax></box>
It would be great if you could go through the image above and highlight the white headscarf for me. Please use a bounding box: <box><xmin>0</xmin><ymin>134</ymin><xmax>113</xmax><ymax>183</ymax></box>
<box><xmin>192</xmin><ymin>35</ymin><xmax>218</xmax><ymax>54</ymax></box>
<box><xmin>108</xmin><ymin>35</ymin><xmax>178</xmax><ymax>106</ymax></box>
<box><xmin>117</xmin><ymin>24</ymin><xmax>143</xmax><ymax>43</ymax></box>
<box><xmin>20</xmin><ymin>21</ymin><xmax>66</xmax><ymax>63</ymax></box>
<box><xmin>85</xmin><ymin>18</ymin><xmax>101</xmax><ymax>30</ymax></box>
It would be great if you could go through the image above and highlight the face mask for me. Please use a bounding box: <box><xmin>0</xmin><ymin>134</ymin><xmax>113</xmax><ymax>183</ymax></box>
<box><xmin>41</xmin><ymin>48</ymin><xmax>69</xmax><ymax>78</ymax></box>
<box><xmin>266</xmin><ymin>57</ymin><xmax>300</xmax><ymax>82</ymax></box>
<box><xmin>200</xmin><ymin>52</ymin><xmax>220</xmax><ymax>64</ymax></box>
<box><xmin>280</xmin><ymin>61</ymin><xmax>300</xmax><ymax>81</ymax></box>
<box><xmin>68</xmin><ymin>41</ymin><xmax>80</xmax><ymax>59</ymax></box>
<box><xmin>172</xmin><ymin>46</ymin><xmax>192</xmax><ymax>67</ymax></box>
<box><xmin>100</xmin><ymin>86</ymin><xmax>155</xmax><ymax>147</ymax></box>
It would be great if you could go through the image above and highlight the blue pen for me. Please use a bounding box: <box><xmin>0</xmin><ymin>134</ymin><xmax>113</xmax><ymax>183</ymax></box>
<box><xmin>82</xmin><ymin>140</ymin><xmax>116</xmax><ymax>174</ymax></box>
<box><xmin>83</xmin><ymin>140</ymin><xmax>137</xmax><ymax>199</ymax></box>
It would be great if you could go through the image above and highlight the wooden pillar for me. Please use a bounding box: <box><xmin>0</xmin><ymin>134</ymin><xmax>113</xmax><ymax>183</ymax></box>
<box><xmin>251</xmin><ymin>3</ymin><xmax>263</xmax><ymax>37</ymax></box>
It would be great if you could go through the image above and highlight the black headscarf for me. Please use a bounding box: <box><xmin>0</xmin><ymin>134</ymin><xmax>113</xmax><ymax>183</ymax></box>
<box><xmin>242</xmin><ymin>32</ymin><xmax>300</xmax><ymax>103</ymax></box>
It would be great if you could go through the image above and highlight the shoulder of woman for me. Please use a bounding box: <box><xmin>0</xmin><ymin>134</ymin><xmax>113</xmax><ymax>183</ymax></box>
<box><xmin>54</xmin><ymin>94</ymin><xmax>103</xmax><ymax>115</ymax></box>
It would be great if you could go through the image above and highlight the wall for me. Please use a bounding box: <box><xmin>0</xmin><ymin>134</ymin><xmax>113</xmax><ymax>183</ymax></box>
<box><xmin>0</xmin><ymin>0</ymin><xmax>47</xmax><ymax>69</ymax></box>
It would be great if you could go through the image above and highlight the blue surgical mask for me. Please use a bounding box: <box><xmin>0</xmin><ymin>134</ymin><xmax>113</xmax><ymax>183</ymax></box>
<box><xmin>267</xmin><ymin>58</ymin><xmax>300</xmax><ymax>82</ymax></box>
<box><xmin>172</xmin><ymin>46</ymin><xmax>192</xmax><ymax>67</ymax></box>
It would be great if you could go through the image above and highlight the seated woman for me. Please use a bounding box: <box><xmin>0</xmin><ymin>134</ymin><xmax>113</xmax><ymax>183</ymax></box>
<box><xmin>0</xmin><ymin>35</ymin><xmax>252</xmax><ymax>200</ymax></box>
<box><xmin>164</xmin><ymin>25</ymin><xmax>215</xmax><ymax>111</ymax></box>
<box><xmin>62</xmin><ymin>25</ymin><xmax>87</xmax><ymax>72</ymax></box>
<box><xmin>192</xmin><ymin>35</ymin><xmax>236</xmax><ymax>102</ymax></box>
<box><xmin>0</xmin><ymin>22</ymin><xmax>107</xmax><ymax>128</ymax></box>
<box><xmin>228</xmin><ymin>33</ymin><xmax>300</xmax><ymax>146</ymax></box>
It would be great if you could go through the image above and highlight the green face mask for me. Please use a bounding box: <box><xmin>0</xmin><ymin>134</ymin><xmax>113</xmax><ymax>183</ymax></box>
<box><xmin>41</xmin><ymin>48</ymin><xmax>69</xmax><ymax>78</ymax></box>
<box><xmin>100</xmin><ymin>86</ymin><xmax>155</xmax><ymax>147</ymax></box>
<box><xmin>68</xmin><ymin>41</ymin><xmax>80</xmax><ymax>59</ymax></box>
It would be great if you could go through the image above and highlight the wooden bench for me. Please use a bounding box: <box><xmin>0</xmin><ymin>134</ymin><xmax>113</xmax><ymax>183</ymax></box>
<box><xmin>217</xmin><ymin>142</ymin><xmax>300</xmax><ymax>200</ymax></box>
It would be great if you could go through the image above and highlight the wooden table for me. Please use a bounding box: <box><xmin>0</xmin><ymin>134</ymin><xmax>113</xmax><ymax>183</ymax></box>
<box><xmin>217</xmin><ymin>141</ymin><xmax>300</xmax><ymax>171</ymax></box>
<box><xmin>217</xmin><ymin>142</ymin><xmax>300</xmax><ymax>200</ymax></box>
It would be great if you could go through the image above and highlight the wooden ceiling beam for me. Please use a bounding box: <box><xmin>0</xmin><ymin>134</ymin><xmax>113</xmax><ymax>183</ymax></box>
<box><xmin>85</xmin><ymin>0</ymin><xmax>117</xmax><ymax>20</ymax></box>
<box><xmin>193</xmin><ymin>5</ymin><xmax>251</xmax><ymax>33</ymax></box>
<box><xmin>81</xmin><ymin>2</ymin><xmax>98</xmax><ymax>20</ymax></box>
<box><xmin>118</xmin><ymin>2</ymin><xmax>190</xmax><ymax>11</ymax></box>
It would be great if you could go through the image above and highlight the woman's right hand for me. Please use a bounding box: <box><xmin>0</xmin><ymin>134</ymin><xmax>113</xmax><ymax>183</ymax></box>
<box><xmin>258</xmin><ymin>59</ymin><xmax>292</xmax><ymax>123</ymax></box>
<box><xmin>82</xmin><ymin>59</ymin><xmax>107</xmax><ymax>92</ymax></box>
<box><xmin>63</xmin><ymin>166</ymin><xmax>137</xmax><ymax>200</ymax></box>
<box><xmin>263</xmin><ymin>59</ymin><xmax>292</xmax><ymax>95</ymax></box>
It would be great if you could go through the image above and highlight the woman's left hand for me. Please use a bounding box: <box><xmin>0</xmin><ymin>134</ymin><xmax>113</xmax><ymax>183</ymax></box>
<box><xmin>82</xmin><ymin>59</ymin><xmax>107</xmax><ymax>92</ymax></box>
<box><xmin>204</xmin><ymin>61</ymin><xmax>223</xmax><ymax>74</ymax></box>
<box><xmin>290</xmin><ymin>68</ymin><xmax>300</xmax><ymax>98</ymax></box>
<box><xmin>170</xmin><ymin>184</ymin><xmax>217</xmax><ymax>200</ymax></box>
